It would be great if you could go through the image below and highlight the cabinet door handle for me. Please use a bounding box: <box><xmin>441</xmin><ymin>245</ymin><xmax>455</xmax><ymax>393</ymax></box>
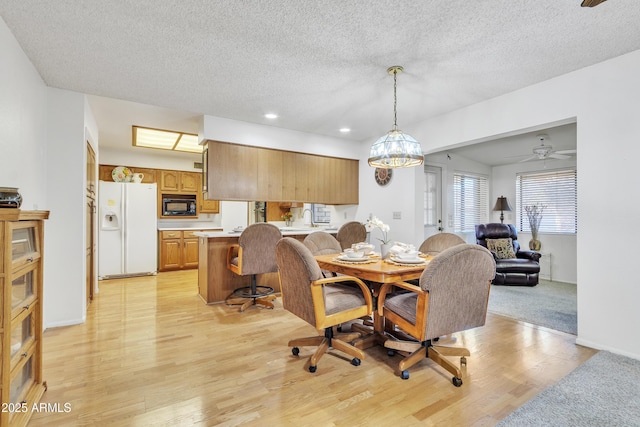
<box><xmin>21</xmin><ymin>352</ymin><xmax>28</xmax><ymax>358</ymax></box>
<box><xmin>27</xmin><ymin>257</ymin><xmax>34</xmax><ymax>262</ymax></box>
<box><xmin>23</xmin><ymin>304</ymin><xmax>30</xmax><ymax>310</ymax></box>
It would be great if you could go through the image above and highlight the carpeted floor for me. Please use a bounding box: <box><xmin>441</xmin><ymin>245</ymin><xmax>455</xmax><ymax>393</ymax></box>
<box><xmin>497</xmin><ymin>351</ymin><xmax>640</xmax><ymax>426</ymax></box>
<box><xmin>487</xmin><ymin>279</ymin><xmax>577</xmax><ymax>334</ymax></box>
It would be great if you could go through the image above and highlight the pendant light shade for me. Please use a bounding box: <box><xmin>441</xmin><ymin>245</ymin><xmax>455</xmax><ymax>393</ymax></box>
<box><xmin>368</xmin><ymin>66</ymin><xmax>424</xmax><ymax>169</ymax></box>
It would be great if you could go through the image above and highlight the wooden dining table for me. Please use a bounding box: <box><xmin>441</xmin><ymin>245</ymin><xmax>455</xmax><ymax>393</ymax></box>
<box><xmin>314</xmin><ymin>253</ymin><xmax>433</xmax><ymax>349</ymax></box>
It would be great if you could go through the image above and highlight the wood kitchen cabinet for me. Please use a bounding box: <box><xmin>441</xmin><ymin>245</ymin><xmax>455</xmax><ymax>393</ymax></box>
<box><xmin>0</xmin><ymin>210</ymin><xmax>49</xmax><ymax>427</ymax></box>
<box><xmin>98</xmin><ymin>165</ymin><xmax>156</xmax><ymax>183</ymax></box>
<box><xmin>158</xmin><ymin>230</ymin><xmax>200</xmax><ymax>271</ymax></box>
<box><xmin>204</xmin><ymin>140</ymin><xmax>359</xmax><ymax>204</ymax></box>
<box><xmin>160</xmin><ymin>170</ymin><xmax>199</xmax><ymax>193</ymax></box>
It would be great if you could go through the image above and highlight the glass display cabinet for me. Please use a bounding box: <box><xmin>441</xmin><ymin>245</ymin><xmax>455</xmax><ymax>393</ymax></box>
<box><xmin>0</xmin><ymin>210</ymin><xmax>49</xmax><ymax>427</ymax></box>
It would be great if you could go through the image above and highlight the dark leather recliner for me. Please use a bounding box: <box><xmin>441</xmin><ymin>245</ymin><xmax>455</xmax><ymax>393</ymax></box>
<box><xmin>475</xmin><ymin>223</ymin><xmax>541</xmax><ymax>286</ymax></box>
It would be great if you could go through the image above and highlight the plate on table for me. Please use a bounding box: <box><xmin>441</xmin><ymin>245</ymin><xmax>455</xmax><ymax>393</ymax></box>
<box><xmin>391</xmin><ymin>256</ymin><xmax>424</xmax><ymax>264</ymax></box>
<box><xmin>337</xmin><ymin>254</ymin><xmax>370</xmax><ymax>262</ymax></box>
<box><xmin>112</xmin><ymin>166</ymin><xmax>132</xmax><ymax>182</ymax></box>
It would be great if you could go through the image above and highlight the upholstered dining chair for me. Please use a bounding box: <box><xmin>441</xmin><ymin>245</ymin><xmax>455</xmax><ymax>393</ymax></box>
<box><xmin>226</xmin><ymin>223</ymin><xmax>282</xmax><ymax>312</ymax></box>
<box><xmin>303</xmin><ymin>231</ymin><xmax>343</xmax><ymax>278</ymax></box>
<box><xmin>418</xmin><ymin>233</ymin><xmax>465</xmax><ymax>256</ymax></box>
<box><xmin>378</xmin><ymin>244</ymin><xmax>495</xmax><ymax>386</ymax></box>
<box><xmin>275</xmin><ymin>237</ymin><xmax>373</xmax><ymax>373</ymax></box>
<box><xmin>336</xmin><ymin>221</ymin><xmax>367</xmax><ymax>250</ymax></box>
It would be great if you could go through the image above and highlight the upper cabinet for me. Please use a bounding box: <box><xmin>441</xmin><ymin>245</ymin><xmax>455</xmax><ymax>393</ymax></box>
<box><xmin>204</xmin><ymin>140</ymin><xmax>359</xmax><ymax>205</ymax></box>
<box><xmin>160</xmin><ymin>170</ymin><xmax>199</xmax><ymax>193</ymax></box>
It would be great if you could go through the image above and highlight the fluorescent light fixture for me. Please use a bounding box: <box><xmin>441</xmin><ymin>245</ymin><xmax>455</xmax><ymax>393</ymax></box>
<box><xmin>133</xmin><ymin>126</ymin><xmax>202</xmax><ymax>154</ymax></box>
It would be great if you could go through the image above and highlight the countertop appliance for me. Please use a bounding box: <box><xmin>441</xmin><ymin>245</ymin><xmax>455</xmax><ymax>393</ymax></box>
<box><xmin>98</xmin><ymin>181</ymin><xmax>158</xmax><ymax>279</ymax></box>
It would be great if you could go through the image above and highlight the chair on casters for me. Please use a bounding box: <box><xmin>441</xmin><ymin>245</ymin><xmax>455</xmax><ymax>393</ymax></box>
<box><xmin>303</xmin><ymin>231</ymin><xmax>342</xmax><ymax>278</ymax></box>
<box><xmin>336</xmin><ymin>221</ymin><xmax>367</xmax><ymax>250</ymax></box>
<box><xmin>226</xmin><ymin>223</ymin><xmax>282</xmax><ymax>312</ymax></box>
<box><xmin>418</xmin><ymin>233</ymin><xmax>465</xmax><ymax>256</ymax></box>
<box><xmin>275</xmin><ymin>237</ymin><xmax>373</xmax><ymax>373</ymax></box>
<box><xmin>378</xmin><ymin>244</ymin><xmax>495</xmax><ymax>386</ymax></box>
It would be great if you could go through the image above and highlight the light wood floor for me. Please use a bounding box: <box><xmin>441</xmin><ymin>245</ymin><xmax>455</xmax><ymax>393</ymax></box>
<box><xmin>30</xmin><ymin>270</ymin><xmax>596</xmax><ymax>426</ymax></box>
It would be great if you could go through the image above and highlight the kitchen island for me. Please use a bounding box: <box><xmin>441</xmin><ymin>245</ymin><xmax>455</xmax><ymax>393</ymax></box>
<box><xmin>194</xmin><ymin>227</ymin><xmax>337</xmax><ymax>304</ymax></box>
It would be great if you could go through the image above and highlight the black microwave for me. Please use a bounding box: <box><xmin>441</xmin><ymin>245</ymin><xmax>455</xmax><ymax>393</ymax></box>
<box><xmin>163</xmin><ymin>196</ymin><xmax>197</xmax><ymax>216</ymax></box>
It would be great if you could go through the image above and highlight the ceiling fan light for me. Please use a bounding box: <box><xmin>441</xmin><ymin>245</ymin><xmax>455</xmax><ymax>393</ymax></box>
<box><xmin>368</xmin><ymin>129</ymin><xmax>424</xmax><ymax>168</ymax></box>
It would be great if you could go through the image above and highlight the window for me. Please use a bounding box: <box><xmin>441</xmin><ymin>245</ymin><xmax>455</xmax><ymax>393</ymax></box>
<box><xmin>516</xmin><ymin>169</ymin><xmax>577</xmax><ymax>234</ymax></box>
<box><xmin>311</xmin><ymin>204</ymin><xmax>331</xmax><ymax>224</ymax></box>
<box><xmin>453</xmin><ymin>173</ymin><xmax>489</xmax><ymax>232</ymax></box>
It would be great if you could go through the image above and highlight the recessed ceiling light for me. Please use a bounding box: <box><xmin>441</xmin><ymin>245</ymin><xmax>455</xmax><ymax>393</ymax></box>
<box><xmin>264</xmin><ymin>113</ymin><xmax>278</xmax><ymax>119</ymax></box>
<box><xmin>339</xmin><ymin>128</ymin><xmax>351</xmax><ymax>133</ymax></box>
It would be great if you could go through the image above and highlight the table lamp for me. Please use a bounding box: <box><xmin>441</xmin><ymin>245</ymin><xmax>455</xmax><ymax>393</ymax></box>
<box><xmin>493</xmin><ymin>196</ymin><xmax>513</xmax><ymax>224</ymax></box>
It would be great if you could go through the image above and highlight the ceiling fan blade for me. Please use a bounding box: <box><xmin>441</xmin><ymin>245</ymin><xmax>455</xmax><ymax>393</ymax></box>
<box><xmin>549</xmin><ymin>153</ymin><xmax>571</xmax><ymax>160</ymax></box>
<box><xmin>554</xmin><ymin>149</ymin><xmax>577</xmax><ymax>155</ymax></box>
<box><xmin>581</xmin><ymin>0</ymin><xmax>607</xmax><ymax>7</ymax></box>
<box><xmin>518</xmin><ymin>156</ymin><xmax>537</xmax><ymax>163</ymax></box>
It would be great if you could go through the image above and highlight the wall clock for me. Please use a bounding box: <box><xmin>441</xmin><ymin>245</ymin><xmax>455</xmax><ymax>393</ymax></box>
<box><xmin>374</xmin><ymin>168</ymin><xmax>392</xmax><ymax>186</ymax></box>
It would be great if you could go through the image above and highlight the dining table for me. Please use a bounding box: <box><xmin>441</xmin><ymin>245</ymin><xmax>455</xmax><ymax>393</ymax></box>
<box><xmin>314</xmin><ymin>252</ymin><xmax>433</xmax><ymax>349</ymax></box>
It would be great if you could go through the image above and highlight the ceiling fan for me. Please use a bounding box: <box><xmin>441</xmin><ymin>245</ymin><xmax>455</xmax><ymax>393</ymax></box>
<box><xmin>518</xmin><ymin>134</ymin><xmax>576</xmax><ymax>163</ymax></box>
<box><xmin>581</xmin><ymin>0</ymin><xmax>607</xmax><ymax>7</ymax></box>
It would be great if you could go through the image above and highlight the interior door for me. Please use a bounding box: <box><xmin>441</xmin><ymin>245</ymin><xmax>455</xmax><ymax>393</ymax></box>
<box><xmin>423</xmin><ymin>165</ymin><xmax>443</xmax><ymax>240</ymax></box>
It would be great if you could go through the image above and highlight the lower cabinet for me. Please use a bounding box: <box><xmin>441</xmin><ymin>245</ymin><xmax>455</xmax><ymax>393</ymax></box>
<box><xmin>158</xmin><ymin>230</ymin><xmax>201</xmax><ymax>271</ymax></box>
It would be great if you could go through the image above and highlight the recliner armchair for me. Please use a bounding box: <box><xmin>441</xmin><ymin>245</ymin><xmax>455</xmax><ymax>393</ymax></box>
<box><xmin>475</xmin><ymin>223</ymin><xmax>541</xmax><ymax>286</ymax></box>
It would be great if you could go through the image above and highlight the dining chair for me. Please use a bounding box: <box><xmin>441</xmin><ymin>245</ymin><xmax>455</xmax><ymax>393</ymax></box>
<box><xmin>378</xmin><ymin>244</ymin><xmax>495</xmax><ymax>386</ymax></box>
<box><xmin>418</xmin><ymin>232</ymin><xmax>465</xmax><ymax>256</ymax></box>
<box><xmin>226</xmin><ymin>223</ymin><xmax>282</xmax><ymax>312</ymax></box>
<box><xmin>275</xmin><ymin>237</ymin><xmax>373</xmax><ymax>373</ymax></box>
<box><xmin>303</xmin><ymin>231</ymin><xmax>342</xmax><ymax>277</ymax></box>
<box><xmin>336</xmin><ymin>221</ymin><xmax>367</xmax><ymax>250</ymax></box>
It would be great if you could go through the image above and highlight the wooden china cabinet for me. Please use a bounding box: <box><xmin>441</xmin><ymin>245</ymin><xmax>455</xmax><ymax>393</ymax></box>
<box><xmin>0</xmin><ymin>210</ymin><xmax>49</xmax><ymax>427</ymax></box>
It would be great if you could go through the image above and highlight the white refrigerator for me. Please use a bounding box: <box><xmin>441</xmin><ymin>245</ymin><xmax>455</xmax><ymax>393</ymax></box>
<box><xmin>98</xmin><ymin>181</ymin><xmax>158</xmax><ymax>279</ymax></box>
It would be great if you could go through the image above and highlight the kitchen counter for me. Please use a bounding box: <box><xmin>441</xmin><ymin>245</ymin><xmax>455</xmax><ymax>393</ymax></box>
<box><xmin>157</xmin><ymin>221</ymin><xmax>222</xmax><ymax>231</ymax></box>
<box><xmin>196</xmin><ymin>227</ymin><xmax>337</xmax><ymax>304</ymax></box>
<box><xmin>193</xmin><ymin>226</ymin><xmax>337</xmax><ymax>239</ymax></box>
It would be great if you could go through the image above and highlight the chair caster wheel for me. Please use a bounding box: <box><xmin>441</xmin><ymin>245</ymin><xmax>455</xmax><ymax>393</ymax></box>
<box><xmin>433</xmin><ymin>337</ymin><xmax>439</xmax><ymax>342</ymax></box>
<box><xmin>387</xmin><ymin>349</ymin><xmax>395</xmax><ymax>357</ymax></box>
<box><xmin>292</xmin><ymin>347</ymin><xmax>300</xmax><ymax>356</ymax></box>
<box><xmin>460</xmin><ymin>356</ymin><xmax>467</xmax><ymax>366</ymax></box>
<box><xmin>452</xmin><ymin>377</ymin><xmax>463</xmax><ymax>387</ymax></box>
<box><xmin>401</xmin><ymin>370</ymin><xmax>410</xmax><ymax>380</ymax></box>
<box><xmin>309</xmin><ymin>365</ymin><xmax>317</xmax><ymax>373</ymax></box>
<box><xmin>351</xmin><ymin>358</ymin><xmax>361</xmax><ymax>367</ymax></box>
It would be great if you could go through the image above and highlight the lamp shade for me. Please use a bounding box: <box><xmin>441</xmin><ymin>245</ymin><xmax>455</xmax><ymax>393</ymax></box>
<box><xmin>493</xmin><ymin>196</ymin><xmax>513</xmax><ymax>212</ymax></box>
<box><xmin>368</xmin><ymin>129</ymin><xmax>424</xmax><ymax>168</ymax></box>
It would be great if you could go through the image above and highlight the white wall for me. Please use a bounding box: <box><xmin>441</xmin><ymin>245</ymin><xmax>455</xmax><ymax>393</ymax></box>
<box><xmin>400</xmin><ymin>49</ymin><xmax>640</xmax><ymax>359</ymax></box>
<box><xmin>0</xmin><ymin>16</ymin><xmax>48</xmax><ymax>208</ymax></box>
<box><xmin>44</xmin><ymin>88</ymin><xmax>88</xmax><ymax>327</ymax></box>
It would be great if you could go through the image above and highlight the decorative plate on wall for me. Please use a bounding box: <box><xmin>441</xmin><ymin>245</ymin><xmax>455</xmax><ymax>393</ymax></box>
<box><xmin>374</xmin><ymin>168</ymin><xmax>392</xmax><ymax>186</ymax></box>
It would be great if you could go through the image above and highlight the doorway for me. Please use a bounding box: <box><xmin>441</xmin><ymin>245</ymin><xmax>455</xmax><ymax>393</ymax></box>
<box><xmin>86</xmin><ymin>142</ymin><xmax>96</xmax><ymax>303</ymax></box>
<box><xmin>423</xmin><ymin>165</ymin><xmax>442</xmax><ymax>241</ymax></box>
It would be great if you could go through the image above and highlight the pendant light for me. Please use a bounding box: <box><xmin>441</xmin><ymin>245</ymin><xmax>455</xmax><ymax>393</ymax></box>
<box><xmin>368</xmin><ymin>66</ymin><xmax>424</xmax><ymax>168</ymax></box>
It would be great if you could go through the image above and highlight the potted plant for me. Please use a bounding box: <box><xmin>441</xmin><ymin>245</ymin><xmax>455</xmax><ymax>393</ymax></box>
<box><xmin>365</xmin><ymin>216</ymin><xmax>391</xmax><ymax>258</ymax></box>
<box><xmin>281</xmin><ymin>211</ymin><xmax>293</xmax><ymax>227</ymax></box>
<box><xmin>525</xmin><ymin>204</ymin><xmax>545</xmax><ymax>250</ymax></box>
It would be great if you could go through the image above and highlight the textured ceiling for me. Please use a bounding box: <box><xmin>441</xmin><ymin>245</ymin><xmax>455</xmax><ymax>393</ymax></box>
<box><xmin>1</xmin><ymin>0</ymin><xmax>640</xmax><ymax>156</ymax></box>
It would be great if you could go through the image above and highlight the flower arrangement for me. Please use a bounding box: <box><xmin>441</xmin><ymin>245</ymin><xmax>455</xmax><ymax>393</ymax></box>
<box><xmin>524</xmin><ymin>204</ymin><xmax>546</xmax><ymax>240</ymax></box>
<box><xmin>281</xmin><ymin>211</ymin><xmax>293</xmax><ymax>222</ymax></box>
<box><xmin>365</xmin><ymin>216</ymin><xmax>391</xmax><ymax>244</ymax></box>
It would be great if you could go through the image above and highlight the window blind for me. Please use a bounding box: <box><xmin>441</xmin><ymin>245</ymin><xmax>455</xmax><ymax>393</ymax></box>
<box><xmin>453</xmin><ymin>173</ymin><xmax>489</xmax><ymax>232</ymax></box>
<box><xmin>516</xmin><ymin>169</ymin><xmax>577</xmax><ymax>234</ymax></box>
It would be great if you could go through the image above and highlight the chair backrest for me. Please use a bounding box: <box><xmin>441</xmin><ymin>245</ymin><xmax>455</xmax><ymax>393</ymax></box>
<box><xmin>419</xmin><ymin>244</ymin><xmax>496</xmax><ymax>339</ymax></box>
<box><xmin>275</xmin><ymin>237</ymin><xmax>324</xmax><ymax>326</ymax></box>
<box><xmin>336</xmin><ymin>221</ymin><xmax>367</xmax><ymax>250</ymax></box>
<box><xmin>418</xmin><ymin>233</ymin><xmax>465</xmax><ymax>256</ymax></box>
<box><xmin>475</xmin><ymin>223</ymin><xmax>521</xmax><ymax>253</ymax></box>
<box><xmin>303</xmin><ymin>231</ymin><xmax>342</xmax><ymax>256</ymax></box>
<box><xmin>237</xmin><ymin>223</ymin><xmax>283</xmax><ymax>275</ymax></box>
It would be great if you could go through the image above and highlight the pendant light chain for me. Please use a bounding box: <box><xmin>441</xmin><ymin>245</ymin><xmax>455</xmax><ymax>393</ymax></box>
<box><xmin>392</xmin><ymin>68</ymin><xmax>398</xmax><ymax>130</ymax></box>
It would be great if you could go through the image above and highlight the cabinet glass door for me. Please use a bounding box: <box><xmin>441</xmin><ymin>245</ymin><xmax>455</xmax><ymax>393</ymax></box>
<box><xmin>12</xmin><ymin>269</ymin><xmax>35</xmax><ymax>314</ymax></box>
<box><xmin>12</xmin><ymin>227</ymin><xmax>35</xmax><ymax>260</ymax></box>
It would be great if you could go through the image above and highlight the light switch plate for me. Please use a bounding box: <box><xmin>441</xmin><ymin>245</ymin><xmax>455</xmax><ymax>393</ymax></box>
<box><xmin>393</xmin><ymin>211</ymin><xmax>402</xmax><ymax>219</ymax></box>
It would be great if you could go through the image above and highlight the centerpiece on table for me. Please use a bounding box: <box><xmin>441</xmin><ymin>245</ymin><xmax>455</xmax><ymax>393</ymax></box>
<box><xmin>365</xmin><ymin>216</ymin><xmax>391</xmax><ymax>258</ymax></box>
<box><xmin>281</xmin><ymin>211</ymin><xmax>293</xmax><ymax>227</ymax></box>
<box><xmin>525</xmin><ymin>204</ymin><xmax>545</xmax><ymax>250</ymax></box>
